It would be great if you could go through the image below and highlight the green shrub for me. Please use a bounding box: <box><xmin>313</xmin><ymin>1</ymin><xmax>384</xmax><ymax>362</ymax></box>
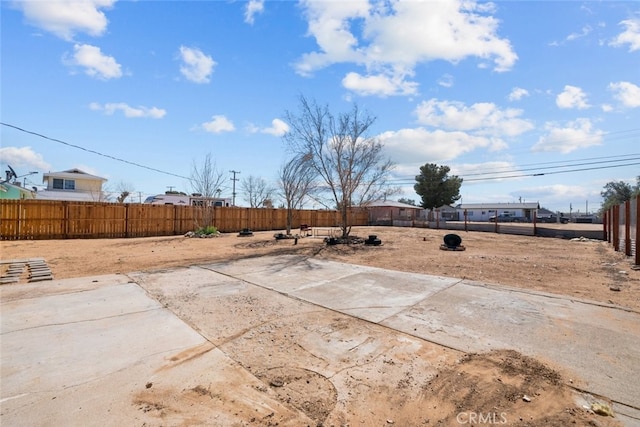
<box><xmin>195</xmin><ymin>225</ymin><xmax>218</xmax><ymax>235</ymax></box>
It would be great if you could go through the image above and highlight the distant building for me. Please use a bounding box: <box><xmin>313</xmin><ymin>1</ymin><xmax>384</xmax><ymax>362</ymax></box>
<box><xmin>143</xmin><ymin>193</ymin><xmax>232</xmax><ymax>207</ymax></box>
<box><xmin>36</xmin><ymin>168</ymin><xmax>108</xmax><ymax>202</ymax></box>
<box><xmin>456</xmin><ymin>202</ymin><xmax>540</xmax><ymax>222</ymax></box>
<box><xmin>366</xmin><ymin>200</ymin><xmax>424</xmax><ymax>225</ymax></box>
<box><xmin>0</xmin><ymin>181</ymin><xmax>36</xmax><ymax>200</ymax></box>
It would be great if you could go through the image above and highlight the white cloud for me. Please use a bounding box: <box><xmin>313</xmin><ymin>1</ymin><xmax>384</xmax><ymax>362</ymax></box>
<box><xmin>610</xmin><ymin>17</ymin><xmax>640</xmax><ymax>52</ymax></box>
<box><xmin>89</xmin><ymin>102</ymin><xmax>166</xmax><ymax>118</ymax></box>
<box><xmin>15</xmin><ymin>0</ymin><xmax>115</xmax><ymax>41</ymax></box>
<box><xmin>608</xmin><ymin>81</ymin><xmax>640</xmax><ymax>108</ymax></box>
<box><xmin>200</xmin><ymin>115</ymin><xmax>235</xmax><ymax>133</ymax></box>
<box><xmin>260</xmin><ymin>119</ymin><xmax>289</xmax><ymax>136</ymax></box>
<box><xmin>414</xmin><ymin>99</ymin><xmax>534</xmax><ymax>137</ymax></box>
<box><xmin>66</xmin><ymin>43</ymin><xmax>122</xmax><ymax>79</ymax></box>
<box><xmin>379</xmin><ymin>128</ymin><xmax>505</xmax><ymax>165</ymax></box>
<box><xmin>342</xmin><ymin>72</ymin><xmax>418</xmax><ymax>96</ymax></box>
<box><xmin>517</xmin><ymin>184</ymin><xmax>599</xmax><ymax>211</ymax></box>
<box><xmin>295</xmin><ymin>0</ymin><xmax>517</xmax><ymax>97</ymax></box>
<box><xmin>0</xmin><ymin>146</ymin><xmax>51</xmax><ymax>171</ymax></box>
<box><xmin>566</xmin><ymin>25</ymin><xmax>593</xmax><ymax>42</ymax></box>
<box><xmin>508</xmin><ymin>87</ymin><xmax>529</xmax><ymax>101</ymax></box>
<box><xmin>556</xmin><ymin>85</ymin><xmax>590</xmax><ymax>109</ymax></box>
<box><xmin>532</xmin><ymin>118</ymin><xmax>604</xmax><ymax>153</ymax></box>
<box><xmin>437</xmin><ymin>74</ymin><xmax>454</xmax><ymax>88</ymax></box>
<box><xmin>178</xmin><ymin>46</ymin><xmax>216</xmax><ymax>84</ymax></box>
<box><xmin>244</xmin><ymin>0</ymin><xmax>264</xmax><ymax>25</ymax></box>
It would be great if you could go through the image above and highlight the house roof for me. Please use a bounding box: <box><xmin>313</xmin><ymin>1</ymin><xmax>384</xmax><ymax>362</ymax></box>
<box><xmin>366</xmin><ymin>200</ymin><xmax>423</xmax><ymax>209</ymax></box>
<box><xmin>35</xmin><ymin>189</ymin><xmax>101</xmax><ymax>202</ymax></box>
<box><xmin>0</xmin><ymin>181</ymin><xmax>36</xmax><ymax>198</ymax></box>
<box><xmin>42</xmin><ymin>168</ymin><xmax>107</xmax><ymax>183</ymax></box>
<box><xmin>457</xmin><ymin>202</ymin><xmax>540</xmax><ymax>210</ymax></box>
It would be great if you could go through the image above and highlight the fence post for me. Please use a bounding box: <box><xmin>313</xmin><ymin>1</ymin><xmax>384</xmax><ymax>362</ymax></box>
<box><xmin>63</xmin><ymin>201</ymin><xmax>69</xmax><ymax>239</ymax></box>
<box><xmin>625</xmin><ymin>199</ymin><xmax>631</xmax><ymax>256</ymax></box>
<box><xmin>603</xmin><ymin>211</ymin><xmax>608</xmax><ymax>242</ymax></box>
<box><xmin>124</xmin><ymin>203</ymin><xmax>130</xmax><ymax>238</ymax></box>
<box><xmin>612</xmin><ymin>204</ymin><xmax>620</xmax><ymax>252</ymax></box>
<box><xmin>608</xmin><ymin>206</ymin><xmax>614</xmax><ymax>244</ymax></box>
<box><xmin>636</xmin><ymin>195</ymin><xmax>640</xmax><ymax>266</ymax></box>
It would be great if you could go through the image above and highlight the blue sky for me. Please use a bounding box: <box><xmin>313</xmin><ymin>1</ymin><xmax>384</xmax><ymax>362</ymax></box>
<box><xmin>1</xmin><ymin>0</ymin><xmax>639</xmax><ymax>213</ymax></box>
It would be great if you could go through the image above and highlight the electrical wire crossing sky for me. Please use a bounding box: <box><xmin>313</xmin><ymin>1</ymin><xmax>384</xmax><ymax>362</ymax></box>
<box><xmin>1</xmin><ymin>0</ymin><xmax>639</xmax><ymax>212</ymax></box>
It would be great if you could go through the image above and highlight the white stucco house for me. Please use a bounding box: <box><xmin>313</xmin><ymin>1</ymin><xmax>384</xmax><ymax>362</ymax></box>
<box><xmin>36</xmin><ymin>168</ymin><xmax>108</xmax><ymax>202</ymax></box>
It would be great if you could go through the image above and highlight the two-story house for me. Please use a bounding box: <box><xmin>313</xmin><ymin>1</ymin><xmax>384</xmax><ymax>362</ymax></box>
<box><xmin>36</xmin><ymin>168</ymin><xmax>108</xmax><ymax>201</ymax></box>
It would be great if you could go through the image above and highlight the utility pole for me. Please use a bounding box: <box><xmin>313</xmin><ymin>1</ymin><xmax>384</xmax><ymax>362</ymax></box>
<box><xmin>229</xmin><ymin>170</ymin><xmax>241</xmax><ymax>206</ymax></box>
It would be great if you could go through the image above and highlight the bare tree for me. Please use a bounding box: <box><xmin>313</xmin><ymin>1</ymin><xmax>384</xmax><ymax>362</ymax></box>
<box><xmin>190</xmin><ymin>153</ymin><xmax>226</xmax><ymax>228</ymax></box>
<box><xmin>283</xmin><ymin>96</ymin><xmax>396</xmax><ymax>238</ymax></box>
<box><xmin>278</xmin><ymin>154</ymin><xmax>317</xmax><ymax>235</ymax></box>
<box><xmin>115</xmin><ymin>181</ymin><xmax>135</xmax><ymax>203</ymax></box>
<box><xmin>241</xmin><ymin>175</ymin><xmax>276</xmax><ymax>208</ymax></box>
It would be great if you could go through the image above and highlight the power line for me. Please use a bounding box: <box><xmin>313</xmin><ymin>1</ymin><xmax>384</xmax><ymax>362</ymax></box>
<box><xmin>388</xmin><ymin>160</ymin><xmax>639</xmax><ymax>185</ymax></box>
<box><xmin>460</xmin><ymin>154</ymin><xmax>640</xmax><ymax>178</ymax></box>
<box><xmin>391</xmin><ymin>153</ymin><xmax>639</xmax><ymax>182</ymax></box>
<box><xmin>389</xmin><ymin>154</ymin><xmax>640</xmax><ymax>184</ymax></box>
<box><xmin>463</xmin><ymin>161</ymin><xmax>640</xmax><ymax>182</ymax></box>
<box><xmin>1</xmin><ymin>122</ymin><xmax>191</xmax><ymax>181</ymax></box>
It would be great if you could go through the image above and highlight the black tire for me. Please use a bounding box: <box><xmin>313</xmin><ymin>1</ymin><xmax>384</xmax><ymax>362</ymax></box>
<box><xmin>443</xmin><ymin>234</ymin><xmax>462</xmax><ymax>247</ymax></box>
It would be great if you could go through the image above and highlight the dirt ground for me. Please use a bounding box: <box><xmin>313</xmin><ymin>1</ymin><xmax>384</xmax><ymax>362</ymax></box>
<box><xmin>2</xmin><ymin>225</ymin><xmax>638</xmax><ymax>426</ymax></box>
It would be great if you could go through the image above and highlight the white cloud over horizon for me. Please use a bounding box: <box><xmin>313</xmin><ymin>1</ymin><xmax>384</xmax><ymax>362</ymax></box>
<box><xmin>379</xmin><ymin>128</ymin><xmax>504</xmax><ymax>165</ymax></box>
<box><xmin>200</xmin><ymin>115</ymin><xmax>235</xmax><ymax>133</ymax></box>
<box><xmin>508</xmin><ymin>87</ymin><xmax>529</xmax><ymax>101</ymax></box>
<box><xmin>178</xmin><ymin>46</ymin><xmax>216</xmax><ymax>84</ymax></box>
<box><xmin>89</xmin><ymin>102</ymin><xmax>167</xmax><ymax>118</ymax></box>
<box><xmin>608</xmin><ymin>81</ymin><xmax>640</xmax><ymax>108</ymax></box>
<box><xmin>244</xmin><ymin>0</ymin><xmax>264</xmax><ymax>25</ymax></box>
<box><xmin>610</xmin><ymin>17</ymin><xmax>640</xmax><ymax>52</ymax></box>
<box><xmin>15</xmin><ymin>0</ymin><xmax>115</xmax><ymax>41</ymax></box>
<box><xmin>260</xmin><ymin>119</ymin><xmax>289</xmax><ymax>136</ymax></box>
<box><xmin>532</xmin><ymin>118</ymin><xmax>604</xmax><ymax>153</ymax></box>
<box><xmin>414</xmin><ymin>99</ymin><xmax>534</xmax><ymax>137</ymax></box>
<box><xmin>556</xmin><ymin>85</ymin><xmax>590</xmax><ymax>110</ymax></box>
<box><xmin>65</xmin><ymin>43</ymin><xmax>122</xmax><ymax>79</ymax></box>
<box><xmin>295</xmin><ymin>0</ymin><xmax>517</xmax><ymax>97</ymax></box>
<box><xmin>0</xmin><ymin>146</ymin><xmax>52</xmax><ymax>171</ymax></box>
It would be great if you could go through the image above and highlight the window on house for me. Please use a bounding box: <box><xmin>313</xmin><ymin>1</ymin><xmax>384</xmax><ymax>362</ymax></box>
<box><xmin>52</xmin><ymin>178</ymin><xmax>75</xmax><ymax>190</ymax></box>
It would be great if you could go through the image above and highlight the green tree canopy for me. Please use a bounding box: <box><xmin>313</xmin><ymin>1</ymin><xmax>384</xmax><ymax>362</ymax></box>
<box><xmin>600</xmin><ymin>177</ymin><xmax>639</xmax><ymax>212</ymax></box>
<box><xmin>414</xmin><ymin>163</ymin><xmax>462</xmax><ymax>210</ymax></box>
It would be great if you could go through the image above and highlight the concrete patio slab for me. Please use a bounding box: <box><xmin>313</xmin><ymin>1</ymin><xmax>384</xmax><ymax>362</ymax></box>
<box><xmin>2</xmin><ymin>255</ymin><xmax>639</xmax><ymax>426</ymax></box>
<box><xmin>0</xmin><ymin>274</ymin><xmax>313</xmax><ymax>426</ymax></box>
<box><xmin>202</xmin><ymin>255</ymin><xmax>640</xmax><ymax>424</ymax></box>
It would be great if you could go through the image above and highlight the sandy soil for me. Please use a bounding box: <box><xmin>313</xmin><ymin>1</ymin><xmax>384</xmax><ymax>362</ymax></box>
<box><xmin>2</xmin><ymin>225</ymin><xmax>637</xmax><ymax>426</ymax></box>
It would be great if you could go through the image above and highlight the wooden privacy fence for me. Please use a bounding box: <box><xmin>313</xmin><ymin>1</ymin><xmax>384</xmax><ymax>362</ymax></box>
<box><xmin>604</xmin><ymin>194</ymin><xmax>639</xmax><ymax>265</ymax></box>
<box><xmin>0</xmin><ymin>200</ymin><xmax>368</xmax><ymax>240</ymax></box>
